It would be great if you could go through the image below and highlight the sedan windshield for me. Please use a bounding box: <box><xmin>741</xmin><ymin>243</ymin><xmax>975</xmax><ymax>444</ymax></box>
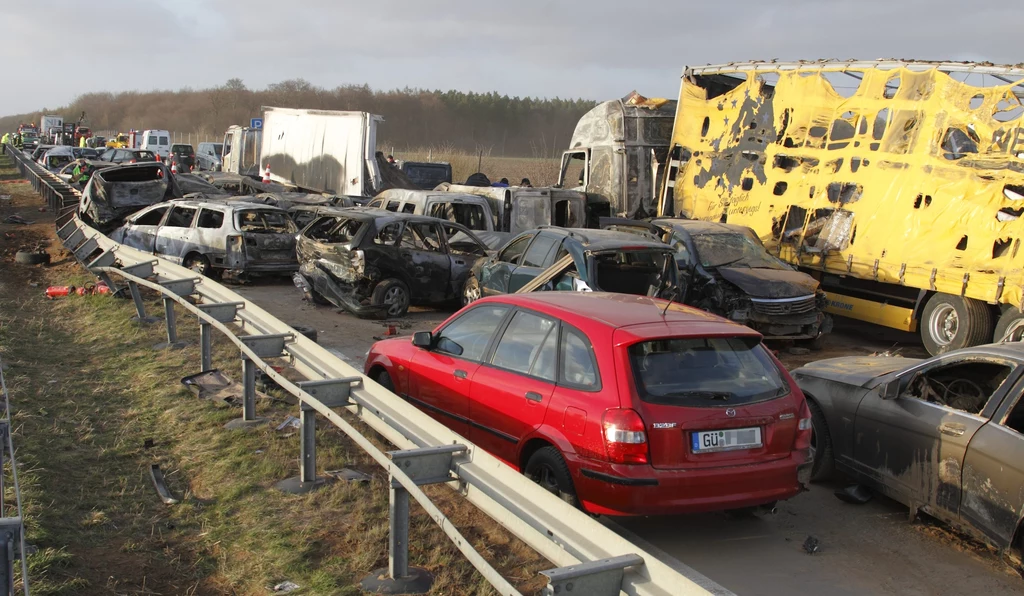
<box><xmin>236</xmin><ymin>210</ymin><xmax>297</xmax><ymax>233</ymax></box>
<box><xmin>629</xmin><ymin>337</ymin><xmax>788</xmax><ymax>406</ymax></box>
<box><xmin>692</xmin><ymin>233</ymin><xmax>786</xmax><ymax>269</ymax></box>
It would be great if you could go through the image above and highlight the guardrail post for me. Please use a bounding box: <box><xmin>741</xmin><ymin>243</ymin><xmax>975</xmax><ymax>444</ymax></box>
<box><xmin>275</xmin><ymin>377</ymin><xmax>361</xmax><ymax>494</ymax></box>
<box><xmin>360</xmin><ymin>445</ymin><xmax>467</xmax><ymax>594</ymax></box>
<box><xmin>0</xmin><ymin>517</ymin><xmax>23</xmax><ymax>596</ymax></box>
<box><xmin>199</xmin><ymin>323</ymin><xmax>213</xmax><ymax>372</ymax></box>
<box><xmin>153</xmin><ymin>298</ymin><xmax>186</xmax><ymax>350</ymax></box>
<box><xmin>126</xmin><ymin>281</ymin><xmax>159</xmax><ymax>324</ymax></box>
<box><xmin>195</xmin><ymin>302</ymin><xmax>243</xmax><ymax>373</ymax></box>
<box><xmin>225</xmin><ymin>333</ymin><xmax>290</xmax><ymax>429</ymax></box>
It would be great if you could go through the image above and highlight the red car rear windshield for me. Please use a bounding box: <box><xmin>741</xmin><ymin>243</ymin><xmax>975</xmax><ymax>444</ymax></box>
<box><xmin>629</xmin><ymin>336</ymin><xmax>788</xmax><ymax>407</ymax></box>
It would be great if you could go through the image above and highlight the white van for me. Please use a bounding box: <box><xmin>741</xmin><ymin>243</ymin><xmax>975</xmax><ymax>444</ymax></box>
<box><xmin>139</xmin><ymin>129</ymin><xmax>171</xmax><ymax>159</ymax></box>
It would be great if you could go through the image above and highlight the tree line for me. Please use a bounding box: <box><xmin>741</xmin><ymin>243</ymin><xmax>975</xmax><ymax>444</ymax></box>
<box><xmin>0</xmin><ymin>79</ymin><xmax>597</xmax><ymax>157</ymax></box>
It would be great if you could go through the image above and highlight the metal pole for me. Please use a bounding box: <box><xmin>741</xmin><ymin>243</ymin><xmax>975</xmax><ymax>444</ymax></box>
<box><xmin>300</xmin><ymin>405</ymin><xmax>316</xmax><ymax>483</ymax></box>
<box><xmin>200</xmin><ymin>322</ymin><xmax>212</xmax><ymax>372</ymax></box>
<box><xmin>242</xmin><ymin>356</ymin><xmax>257</xmax><ymax>421</ymax></box>
<box><xmin>128</xmin><ymin>281</ymin><xmax>146</xmax><ymax>319</ymax></box>
<box><xmin>163</xmin><ymin>298</ymin><xmax>177</xmax><ymax>343</ymax></box>
<box><xmin>389</xmin><ymin>481</ymin><xmax>410</xmax><ymax>579</ymax></box>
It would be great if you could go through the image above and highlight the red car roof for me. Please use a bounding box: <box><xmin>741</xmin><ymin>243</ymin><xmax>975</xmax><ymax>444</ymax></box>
<box><xmin>477</xmin><ymin>292</ymin><xmax>759</xmax><ymax>337</ymax></box>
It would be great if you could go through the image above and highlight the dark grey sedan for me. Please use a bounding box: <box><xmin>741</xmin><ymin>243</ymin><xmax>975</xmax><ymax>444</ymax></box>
<box><xmin>793</xmin><ymin>343</ymin><xmax>1024</xmax><ymax>560</ymax></box>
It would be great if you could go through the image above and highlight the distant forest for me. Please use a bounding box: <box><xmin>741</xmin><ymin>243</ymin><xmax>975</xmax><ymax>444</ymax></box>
<box><xmin>0</xmin><ymin>79</ymin><xmax>598</xmax><ymax>157</ymax></box>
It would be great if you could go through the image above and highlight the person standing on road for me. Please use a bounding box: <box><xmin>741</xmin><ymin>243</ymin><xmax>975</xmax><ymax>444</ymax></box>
<box><xmin>1</xmin><ymin>132</ymin><xmax>8</xmax><ymax>154</ymax></box>
<box><xmin>79</xmin><ymin>135</ymin><xmax>87</xmax><ymax>148</ymax></box>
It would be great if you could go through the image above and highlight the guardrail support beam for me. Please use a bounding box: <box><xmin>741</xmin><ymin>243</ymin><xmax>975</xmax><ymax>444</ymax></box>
<box><xmin>127</xmin><ymin>281</ymin><xmax>160</xmax><ymax>324</ymax></box>
<box><xmin>154</xmin><ymin>297</ymin><xmax>187</xmax><ymax>350</ymax></box>
<box><xmin>0</xmin><ymin>516</ymin><xmax>24</xmax><ymax>596</ymax></box>
<box><xmin>540</xmin><ymin>553</ymin><xmax>644</xmax><ymax>596</ymax></box>
<box><xmin>199</xmin><ymin>322</ymin><xmax>213</xmax><ymax>372</ymax></box>
<box><xmin>275</xmin><ymin>377</ymin><xmax>363</xmax><ymax>495</ymax></box>
<box><xmin>224</xmin><ymin>355</ymin><xmax>266</xmax><ymax>429</ymax></box>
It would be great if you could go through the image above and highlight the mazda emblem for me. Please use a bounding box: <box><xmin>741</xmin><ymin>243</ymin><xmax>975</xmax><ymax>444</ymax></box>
<box><xmin>725</xmin><ymin>408</ymin><xmax>737</xmax><ymax>417</ymax></box>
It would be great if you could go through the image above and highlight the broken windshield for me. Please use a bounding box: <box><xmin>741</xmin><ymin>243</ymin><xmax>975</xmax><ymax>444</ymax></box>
<box><xmin>629</xmin><ymin>337</ymin><xmax>787</xmax><ymax>407</ymax></box>
<box><xmin>236</xmin><ymin>210</ymin><xmax>297</xmax><ymax>234</ymax></box>
<box><xmin>692</xmin><ymin>233</ymin><xmax>787</xmax><ymax>269</ymax></box>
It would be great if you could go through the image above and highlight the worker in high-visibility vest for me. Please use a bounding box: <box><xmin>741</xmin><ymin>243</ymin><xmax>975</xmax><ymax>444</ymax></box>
<box><xmin>79</xmin><ymin>134</ymin><xmax>87</xmax><ymax>148</ymax></box>
<box><xmin>1</xmin><ymin>132</ymin><xmax>8</xmax><ymax>154</ymax></box>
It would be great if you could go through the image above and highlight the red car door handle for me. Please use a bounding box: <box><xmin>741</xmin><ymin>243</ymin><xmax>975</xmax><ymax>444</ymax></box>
<box><xmin>525</xmin><ymin>391</ymin><xmax>543</xmax><ymax>402</ymax></box>
<box><xmin>939</xmin><ymin>424</ymin><xmax>965</xmax><ymax>437</ymax></box>
<box><xmin>453</xmin><ymin>369</ymin><xmax>468</xmax><ymax>379</ymax></box>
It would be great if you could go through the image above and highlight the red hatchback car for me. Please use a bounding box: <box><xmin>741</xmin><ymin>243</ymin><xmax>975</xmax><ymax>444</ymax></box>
<box><xmin>364</xmin><ymin>292</ymin><xmax>813</xmax><ymax>516</ymax></box>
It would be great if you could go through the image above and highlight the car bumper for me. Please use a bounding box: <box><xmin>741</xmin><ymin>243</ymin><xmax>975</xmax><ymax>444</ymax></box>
<box><xmin>238</xmin><ymin>261</ymin><xmax>298</xmax><ymax>274</ymax></box>
<box><xmin>571</xmin><ymin>453</ymin><xmax>808</xmax><ymax>516</ymax></box>
<box><xmin>294</xmin><ymin>268</ymin><xmax>389</xmax><ymax>318</ymax></box>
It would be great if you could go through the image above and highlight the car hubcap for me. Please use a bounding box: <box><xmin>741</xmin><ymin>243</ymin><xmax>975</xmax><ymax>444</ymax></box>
<box><xmin>928</xmin><ymin>304</ymin><xmax>958</xmax><ymax>346</ymax></box>
<box><xmin>384</xmin><ymin>286</ymin><xmax>408</xmax><ymax>316</ymax></box>
<box><xmin>531</xmin><ymin>465</ymin><xmax>559</xmax><ymax>494</ymax></box>
<box><xmin>464</xmin><ymin>281</ymin><xmax>480</xmax><ymax>304</ymax></box>
<box><xmin>1003</xmin><ymin>319</ymin><xmax>1024</xmax><ymax>342</ymax></box>
<box><xmin>188</xmin><ymin>260</ymin><xmax>204</xmax><ymax>274</ymax></box>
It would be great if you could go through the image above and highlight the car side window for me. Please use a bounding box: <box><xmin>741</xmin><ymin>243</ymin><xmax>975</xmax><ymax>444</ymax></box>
<box><xmin>669</xmin><ymin>233</ymin><xmax>691</xmax><ymax>265</ymax></box>
<box><xmin>440</xmin><ymin>223</ymin><xmax>487</xmax><ymax>257</ymax></box>
<box><xmin>401</xmin><ymin>223</ymin><xmax>442</xmax><ymax>252</ymax></box>
<box><xmin>164</xmin><ymin>207</ymin><xmax>197</xmax><ymax>228</ymax></box>
<box><xmin>367</xmin><ymin>198</ymin><xmax>384</xmax><ymax>209</ymax></box>
<box><xmin>435</xmin><ymin>305</ymin><xmax>509</xmax><ymax>361</ymax></box>
<box><xmin>498</xmin><ymin>234</ymin><xmax>532</xmax><ymax>264</ymax></box>
<box><xmin>384</xmin><ymin>201</ymin><xmax>399</xmax><ymax>212</ymax></box>
<box><xmin>1001</xmin><ymin>392</ymin><xmax>1024</xmax><ymax>435</ymax></box>
<box><xmin>196</xmin><ymin>209</ymin><xmax>224</xmax><ymax>229</ymax></box>
<box><xmin>559</xmin><ymin>326</ymin><xmax>599</xmax><ymax>389</ymax></box>
<box><xmin>522</xmin><ymin>234</ymin><xmax>559</xmax><ymax>268</ymax></box>
<box><xmin>401</xmin><ymin>203</ymin><xmax>416</xmax><ymax>214</ymax></box>
<box><xmin>374</xmin><ymin>223</ymin><xmax>402</xmax><ymax>245</ymax></box>
<box><xmin>903</xmin><ymin>360</ymin><xmax>1013</xmax><ymax>415</ymax></box>
<box><xmin>134</xmin><ymin>207</ymin><xmax>168</xmax><ymax>226</ymax></box>
<box><xmin>491</xmin><ymin>311</ymin><xmax>558</xmax><ymax>381</ymax></box>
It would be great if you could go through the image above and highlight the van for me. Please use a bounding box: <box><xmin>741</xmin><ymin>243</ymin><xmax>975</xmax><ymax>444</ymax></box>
<box><xmin>196</xmin><ymin>142</ymin><xmax>223</xmax><ymax>171</ymax></box>
<box><xmin>139</xmin><ymin>129</ymin><xmax>171</xmax><ymax>160</ymax></box>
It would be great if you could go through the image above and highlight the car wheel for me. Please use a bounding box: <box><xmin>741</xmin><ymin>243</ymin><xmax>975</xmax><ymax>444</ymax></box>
<box><xmin>921</xmin><ymin>293</ymin><xmax>993</xmax><ymax>356</ymax></box>
<box><xmin>806</xmin><ymin>399</ymin><xmax>834</xmax><ymax>482</ymax></box>
<box><xmin>184</xmin><ymin>253</ymin><xmax>212</xmax><ymax>277</ymax></box>
<box><xmin>374</xmin><ymin>369</ymin><xmax>394</xmax><ymax>392</ymax></box>
<box><xmin>994</xmin><ymin>307</ymin><xmax>1024</xmax><ymax>343</ymax></box>
<box><xmin>461</xmin><ymin>275</ymin><xmax>481</xmax><ymax>307</ymax></box>
<box><xmin>372</xmin><ymin>279</ymin><xmax>410</xmax><ymax>318</ymax></box>
<box><xmin>524</xmin><ymin>446</ymin><xmax>578</xmax><ymax>507</ymax></box>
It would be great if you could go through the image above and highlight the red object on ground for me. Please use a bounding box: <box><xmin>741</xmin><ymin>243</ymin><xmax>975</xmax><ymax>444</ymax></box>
<box><xmin>364</xmin><ymin>292</ymin><xmax>813</xmax><ymax>516</ymax></box>
<box><xmin>47</xmin><ymin>282</ymin><xmax>110</xmax><ymax>299</ymax></box>
<box><xmin>262</xmin><ymin>164</ymin><xmax>271</xmax><ymax>183</ymax></box>
<box><xmin>46</xmin><ymin>286</ymin><xmax>74</xmax><ymax>299</ymax></box>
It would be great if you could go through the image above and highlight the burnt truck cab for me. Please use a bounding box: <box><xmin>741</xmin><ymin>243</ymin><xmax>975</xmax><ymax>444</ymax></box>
<box><xmin>557</xmin><ymin>92</ymin><xmax>677</xmax><ymax>218</ymax></box>
<box><xmin>294</xmin><ymin>208</ymin><xmax>492</xmax><ymax>318</ymax></box>
<box><xmin>603</xmin><ymin>218</ymin><xmax>832</xmax><ymax>342</ymax></box>
<box><xmin>367</xmin><ymin>188</ymin><xmax>509</xmax><ymax>249</ymax></box>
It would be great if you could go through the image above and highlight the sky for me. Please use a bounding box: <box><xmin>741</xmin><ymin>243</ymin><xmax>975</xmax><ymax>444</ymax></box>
<box><xmin>3</xmin><ymin>0</ymin><xmax>1022</xmax><ymax>117</ymax></box>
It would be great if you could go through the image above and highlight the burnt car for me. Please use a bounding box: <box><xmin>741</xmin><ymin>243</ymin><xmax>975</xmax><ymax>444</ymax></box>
<box><xmin>468</xmin><ymin>227</ymin><xmax>679</xmax><ymax>307</ymax></box>
<box><xmin>110</xmin><ymin>199</ymin><xmax>298</xmax><ymax>276</ymax></box>
<box><xmin>79</xmin><ymin>163</ymin><xmax>181</xmax><ymax>232</ymax></box>
<box><xmin>794</xmin><ymin>343</ymin><xmax>1024</xmax><ymax>561</ymax></box>
<box><xmin>603</xmin><ymin>218</ymin><xmax>831</xmax><ymax>343</ymax></box>
<box><xmin>294</xmin><ymin>208</ymin><xmax>491</xmax><ymax>318</ymax></box>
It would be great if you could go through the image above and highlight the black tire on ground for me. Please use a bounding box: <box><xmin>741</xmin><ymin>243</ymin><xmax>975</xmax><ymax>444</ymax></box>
<box><xmin>371</xmin><ymin>279</ymin><xmax>410</xmax><ymax>318</ymax></box>
<box><xmin>920</xmin><ymin>293</ymin><xmax>993</xmax><ymax>356</ymax></box>
<box><xmin>374</xmin><ymin>369</ymin><xmax>394</xmax><ymax>392</ymax></box>
<box><xmin>994</xmin><ymin>307</ymin><xmax>1024</xmax><ymax>343</ymax></box>
<box><xmin>807</xmin><ymin>398</ymin><xmax>835</xmax><ymax>482</ymax></box>
<box><xmin>461</xmin><ymin>275</ymin><xmax>481</xmax><ymax>307</ymax></box>
<box><xmin>289</xmin><ymin>324</ymin><xmax>317</xmax><ymax>343</ymax></box>
<box><xmin>524</xmin><ymin>446</ymin><xmax>579</xmax><ymax>508</ymax></box>
<box><xmin>183</xmin><ymin>253</ymin><xmax>212</xmax><ymax>277</ymax></box>
<box><xmin>14</xmin><ymin>250</ymin><xmax>49</xmax><ymax>265</ymax></box>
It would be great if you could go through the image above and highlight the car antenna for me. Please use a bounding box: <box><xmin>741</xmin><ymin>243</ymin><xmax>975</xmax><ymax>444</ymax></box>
<box><xmin>660</xmin><ymin>286</ymin><xmax>678</xmax><ymax>317</ymax></box>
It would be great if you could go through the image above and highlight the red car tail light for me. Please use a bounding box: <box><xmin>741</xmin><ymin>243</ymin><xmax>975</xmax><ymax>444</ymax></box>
<box><xmin>602</xmin><ymin>408</ymin><xmax>649</xmax><ymax>464</ymax></box>
<box><xmin>794</xmin><ymin>398</ymin><xmax>812</xmax><ymax>450</ymax></box>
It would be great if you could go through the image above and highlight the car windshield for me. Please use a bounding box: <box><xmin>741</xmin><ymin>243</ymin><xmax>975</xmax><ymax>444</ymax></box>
<box><xmin>590</xmin><ymin>249</ymin><xmax>675</xmax><ymax>296</ymax></box>
<box><xmin>135</xmin><ymin>151</ymin><xmax>156</xmax><ymax>161</ymax></box>
<box><xmin>212</xmin><ymin>144</ymin><xmax>223</xmax><ymax>156</ymax></box>
<box><xmin>691</xmin><ymin>232</ymin><xmax>786</xmax><ymax>269</ymax></box>
<box><xmin>629</xmin><ymin>336</ymin><xmax>788</xmax><ymax>407</ymax></box>
<box><xmin>236</xmin><ymin>209</ymin><xmax>297</xmax><ymax>233</ymax></box>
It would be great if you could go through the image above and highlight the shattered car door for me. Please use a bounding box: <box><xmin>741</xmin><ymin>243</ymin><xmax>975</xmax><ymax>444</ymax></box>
<box><xmin>155</xmin><ymin>206</ymin><xmax>198</xmax><ymax>265</ymax></box>
<box><xmin>853</xmin><ymin>357</ymin><xmax>1014</xmax><ymax>516</ymax></box>
<box><xmin>959</xmin><ymin>378</ymin><xmax>1024</xmax><ymax>548</ymax></box>
<box><xmin>398</xmin><ymin>222</ymin><xmax>452</xmax><ymax>303</ymax></box>
<box><xmin>116</xmin><ymin>205</ymin><xmax>168</xmax><ymax>253</ymax></box>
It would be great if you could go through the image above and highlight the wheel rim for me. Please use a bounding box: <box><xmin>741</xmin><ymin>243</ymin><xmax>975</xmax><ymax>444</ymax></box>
<box><xmin>1003</xmin><ymin>319</ymin><xmax>1024</xmax><ymax>343</ymax></box>
<box><xmin>383</xmin><ymin>286</ymin><xmax>408</xmax><ymax>316</ymax></box>
<box><xmin>928</xmin><ymin>304</ymin><xmax>958</xmax><ymax>346</ymax></box>
<box><xmin>187</xmin><ymin>258</ymin><xmax>205</xmax><ymax>274</ymax></box>
<box><xmin>463</xmin><ymin>280</ymin><xmax>480</xmax><ymax>305</ymax></box>
<box><xmin>530</xmin><ymin>464</ymin><xmax>559</xmax><ymax>495</ymax></box>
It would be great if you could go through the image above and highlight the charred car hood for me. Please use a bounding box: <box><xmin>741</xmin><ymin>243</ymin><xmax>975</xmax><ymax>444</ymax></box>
<box><xmin>717</xmin><ymin>267</ymin><xmax>819</xmax><ymax>299</ymax></box>
<box><xmin>794</xmin><ymin>356</ymin><xmax>919</xmax><ymax>388</ymax></box>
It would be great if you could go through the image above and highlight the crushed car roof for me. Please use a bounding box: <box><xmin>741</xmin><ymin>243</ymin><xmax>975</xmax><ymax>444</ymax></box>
<box><xmin>544</xmin><ymin>227</ymin><xmax>676</xmax><ymax>252</ymax></box>
<box><xmin>652</xmin><ymin>218</ymin><xmax>753</xmax><ymax>235</ymax></box>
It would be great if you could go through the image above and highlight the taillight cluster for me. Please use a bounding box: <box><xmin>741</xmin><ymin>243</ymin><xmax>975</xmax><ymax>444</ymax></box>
<box><xmin>794</xmin><ymin>399</ymin><xmax>813</xmax><ymax>450</ymax></box>
<box><xmin>602</xmin><ymin>408</ymin><xmax>649</xmax><ymax>464</ymax></box>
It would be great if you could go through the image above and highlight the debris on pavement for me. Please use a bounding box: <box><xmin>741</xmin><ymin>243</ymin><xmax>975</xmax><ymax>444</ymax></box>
<box><xmin>3</xmin><ymin>215</ymin><xmax>31</xmax><ymax>225</ymax></box>
<box><xmin>0</xmin><ymin>194</ymin><xmax>11</xmax><ymax>201</ymax></box>
<box><xmin>802</xmin><ymin>535</ymin><xmax>820</xmax><ymax>555</ymax></box>
<box><xmin>273</xmin><ymin>581</ymin><xmax>300</xmax><ymax>593</ymax></box>
<box><xmin>45</xmin><ymin>282</ymin><xmax>111</xmax><ymax>298</ymax></box>
<box><xmin>835</xmin><ymin>484</ymin><xmax>873</xmax><ymax>505</ymax></box>
<box><xmin>276</xmin><ymin>415</ymin><xmax>301</xmax><ymax>431</ymax></box>
<box><xmin>788</xmin><ymin>347</ymin><xmax>811</xmax><ymax>356</ymax></box>
<box><xmin>149</xmin><ymin>464</ymin><xmax>179</xmax><ymax>505</ymax></box>
<box><xmin>180</xmin><ymin>369</ymin><xmax>268</xmax><ymax>406</ymax></box>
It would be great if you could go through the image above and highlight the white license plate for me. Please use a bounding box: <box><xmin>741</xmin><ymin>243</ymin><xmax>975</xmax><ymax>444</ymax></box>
<box><xmin>692</xmin><ymin>427</ymin><xmax>762</xmax><ymax>453</ymax></box>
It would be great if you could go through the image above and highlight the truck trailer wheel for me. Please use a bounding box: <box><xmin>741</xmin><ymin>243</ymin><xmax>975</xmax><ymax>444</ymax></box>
<box><xmin>994</xmin><ymin>308</ymin><xmax>1024</xmax><ymax>343</ymax></box>
<box><xmin>921</xmin><ymin>293</ymin><xmax>993</xmax><ymax>355</ymax></box>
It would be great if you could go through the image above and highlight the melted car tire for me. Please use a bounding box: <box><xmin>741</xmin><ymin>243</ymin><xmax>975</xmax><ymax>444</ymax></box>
<box><xmin>921</xmin><ymin>294</ymin><xmax>993</xmax><ymax>356</ymax></box>
<box><xmin>524</xmin><ymin>447</ymin><xmax>579</xmax><ymax>508</ymax></box>
<box><xmin>807</xmin><ymin>398</ymin><xmax>834</xmax><ymax>482</ymax></box>
<box><xmin>372</xmin><ymin>279</ymin><xmax>410</xmax><ymax>318</ymax></box>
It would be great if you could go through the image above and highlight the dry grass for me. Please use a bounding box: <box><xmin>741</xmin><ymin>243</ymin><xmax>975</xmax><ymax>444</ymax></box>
<box><xmin>0</xmin><ymin>154</ymin><xmax>551</xmax><ymax>594</ymax></box>
<box><xmin>390</xmin><ymin>145</ymin><xmax>562</xmax><ymax>187</ymax></box>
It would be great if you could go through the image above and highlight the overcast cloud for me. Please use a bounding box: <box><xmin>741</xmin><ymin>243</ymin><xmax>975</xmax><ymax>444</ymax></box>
<box><xmin>3</xmin><ymin>0</ymin><xmax>1021</xmax><ymax>116</ymax></box>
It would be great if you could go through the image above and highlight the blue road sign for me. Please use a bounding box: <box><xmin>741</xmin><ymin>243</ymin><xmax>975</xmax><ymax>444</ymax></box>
<box><xmin>250</xmin><ymin>118</ymin><xmax>263</xmax><ymax>129</ymax></box>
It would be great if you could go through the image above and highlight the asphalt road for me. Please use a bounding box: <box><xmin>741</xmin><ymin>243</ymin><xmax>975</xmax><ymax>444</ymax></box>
<box><xmin>233</xmin><ymin>278</ymin><xmax>1024</xmax><ymax>595</ymax></box>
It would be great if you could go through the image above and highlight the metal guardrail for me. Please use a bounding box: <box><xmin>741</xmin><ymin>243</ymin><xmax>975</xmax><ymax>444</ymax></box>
<box><xmin>0</xmin><ymin>360</ymin><xmax>28</xmax><ymax>596</ymax></box>
<box><xmin>5</xmin><ymin>145</ymin><xmax>730</xmax><ymax>596</ymax></box>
